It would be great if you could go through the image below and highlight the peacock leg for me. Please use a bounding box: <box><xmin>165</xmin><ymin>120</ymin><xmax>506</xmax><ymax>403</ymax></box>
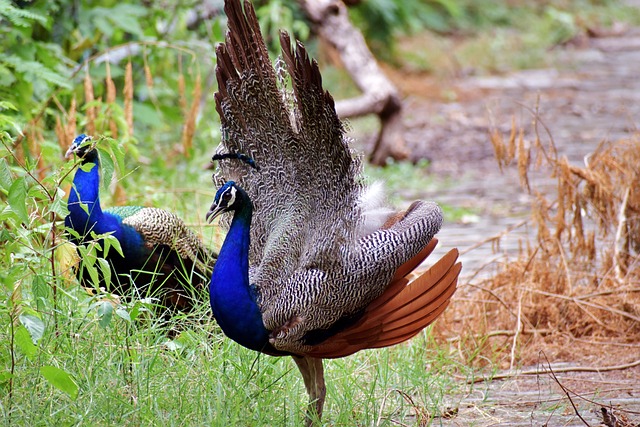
<box><xmin>292</xmin><ymin>356</ymin><xmax>326</xmax><ymax>426</ymax></box>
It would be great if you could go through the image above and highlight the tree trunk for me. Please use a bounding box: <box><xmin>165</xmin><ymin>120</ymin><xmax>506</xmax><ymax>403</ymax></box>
<box><xmin>298</xmin><ymin>0</ymin><xmax>408</xmax><ymax>166</ymax></box>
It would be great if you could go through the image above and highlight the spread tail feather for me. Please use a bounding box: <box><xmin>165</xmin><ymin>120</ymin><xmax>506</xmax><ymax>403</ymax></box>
<box><xmin>306</xmin><ymin>247</ymin><xmax>460</xmax><ymax>359</ymax></box>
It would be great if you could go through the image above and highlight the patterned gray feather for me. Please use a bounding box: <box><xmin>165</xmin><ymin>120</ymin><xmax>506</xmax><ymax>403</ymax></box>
<box><xmin>110</xmin><ymin>206</ymin><xmax>213</xmax><ymax>276</ymax></box>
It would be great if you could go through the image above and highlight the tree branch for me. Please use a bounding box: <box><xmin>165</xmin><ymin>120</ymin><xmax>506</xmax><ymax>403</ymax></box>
<box><xmin>297</xmin><ymin>0</ymin><xmax>408</xmax><ymax>165</ymax></box>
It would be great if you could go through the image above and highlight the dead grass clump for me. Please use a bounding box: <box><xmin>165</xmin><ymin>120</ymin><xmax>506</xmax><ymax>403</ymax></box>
<box><xmin>437</xmin><ymin>116</ymin><xmax>640</xmax><ymax>368</ymax></box>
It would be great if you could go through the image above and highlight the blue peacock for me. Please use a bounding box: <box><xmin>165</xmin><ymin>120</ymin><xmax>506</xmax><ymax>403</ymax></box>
<box><xmin>206</xmin><ymin>1</ymin><xmax>461</xmax><ymax>425</ymax></box>
<box><xmin>65</xmin><ymin>134</ymin><xmax>214</xmax><ymax>314</ymax></box>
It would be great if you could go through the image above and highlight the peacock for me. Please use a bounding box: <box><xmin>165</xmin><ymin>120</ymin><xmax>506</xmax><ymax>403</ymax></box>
<box><xmin>207</xmin><ymin>0</ymin><xmax>461</xmax><ymax>424</ymax></box>
<box><xmin>65</xmin><ymin>134</ymin><xmax>214</xmax><ymax>315</ymax></box>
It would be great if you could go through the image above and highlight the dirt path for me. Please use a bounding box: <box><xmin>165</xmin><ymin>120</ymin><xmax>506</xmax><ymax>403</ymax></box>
<box><xmin>439</xmin><ymin>365</ymin><xmax>640</xmax><ymax>426</ymax></box>
<box><xmin>379</xmin><ymin>25</ymin><xmax>640</xmax><ymax>427</ymax></box>
<box><xmin>398</xmin><ymin>28</ymin><xmax>640</xmax><ymax>277</ymax></box>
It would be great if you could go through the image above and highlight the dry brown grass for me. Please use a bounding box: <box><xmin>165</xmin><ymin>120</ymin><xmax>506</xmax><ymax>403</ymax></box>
<box><xmin>435</xmin><ymin>115</ymin><xmax>640</xmax><ymax>369</ymax></box>
<box><xmin>180</xmin><ymin>72</ymin><xmax>201</xmax><ymax>158</ymax></box>
<box><xmin>123</xmin><ymin>60</ymin><xmax>134</xmax><ymax>137</ymax></box>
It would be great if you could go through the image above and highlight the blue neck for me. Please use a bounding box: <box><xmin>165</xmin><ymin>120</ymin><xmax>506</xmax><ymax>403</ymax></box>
<box><xmin>209</xmin><ymin>203</ymin><xmax>272</xmax><ymax>353</ymax></box>
<box><xmin>66</xmin><ymin>154</ymin><xmax>122</xmax><ymax>240</ymax></box>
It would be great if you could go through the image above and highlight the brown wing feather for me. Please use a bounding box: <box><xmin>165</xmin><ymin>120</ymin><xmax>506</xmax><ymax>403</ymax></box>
<box><xmin>305</xmin><ymin>248</ymin><xmax>460</xmax><ymax>359</ymax></box>
<box><xmin>364</xmin><ymin>238</ymin><xmax>438</xmax><ymax>315</ymax></box>
<box><xmin>390</xmin><ymin>238</ymin><xmax>438</xmax><ymax>283</ymax></box>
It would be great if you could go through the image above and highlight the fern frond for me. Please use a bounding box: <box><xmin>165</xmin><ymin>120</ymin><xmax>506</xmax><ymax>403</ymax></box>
<box><xmin>0</xmin><ymin>0</ymin><xmax>47</xmax><ymax>27</ymax></box>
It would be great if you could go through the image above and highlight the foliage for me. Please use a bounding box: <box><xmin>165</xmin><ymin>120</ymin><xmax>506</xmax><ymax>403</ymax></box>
<box><xmin>254</xmin><ymin>0</ymin><xmax>310</xmax><ymax>47</ymax></box>
<box><xmin>0</xmin><ymin>0</ymin><xmax>221</xmax><ymax>421</ymax></box>
<box><xmin>348</xmin><ymin>0</ymin><xmax>461</xmax><ymax>60</ymax></box>
<box><xmin>347</xmin><ymin>0</ymin><xmax>640</xmax><ymax>67</ymax></box>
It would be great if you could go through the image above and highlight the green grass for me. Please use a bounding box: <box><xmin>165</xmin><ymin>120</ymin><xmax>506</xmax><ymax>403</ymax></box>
<box><xmin>0</xmin><ymin>142</ymin><xmax>475</xmax><ymax>425</ymax></box>
<box><xmin>1</xmin><ymin>286</ymin><xmax>467</xmax><ymax>426</ymax></box>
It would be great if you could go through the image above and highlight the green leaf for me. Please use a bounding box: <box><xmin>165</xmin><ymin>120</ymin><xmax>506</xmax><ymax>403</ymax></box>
<box><xmin>79</xmin><ymin>162</ymin><xmax>96</xmax><ymax>173</ymax></box>
<box><xmin>0</xmin><ymin>371</ymin><xmax>12</xmax><ymax>385</ymax></box>
<box><xmin>40</xmin><ymin>366</ymin><xmax>79</xmax><ymax>400</ymax></box>
<box><xmin>97</xmin><ymin>301</ymin><xmax>113</xmax><ymax>328</ymax></box>
<box><xmin>80</xmin><ymin>201</ymin><xmax>90</xmax><ymax>215</ymax></box>
<box><xmin>129</xmin><ymin>303</ymin><xmax>141</xmax><ymax>322</ymax></box>
<box><xmin>8</xmin><ymin>176</ymin><xmax>28</xmax><ymax>223</ymax></box>
<box><xmin>98</xmin><ymin>147</ymin><xmax>115</xmax><ymax>192</ymax></box>
<box><xmin>102</xmin><ymin>234</ymin><xmax>123</xmax><ymax>258</ymax></box>
<box><xmin>50</xmin><ymin>194</ymin><xmax>69</xmax><ymax>218</ymax></box>
<box><xmin>0</xmin><ymin>0</ymin><xmax>47</xmax><ymax>27</ymax></box>
<box><xmin>111</xmin><ymin>141</ymin><xmax>126</xmax><ymax>179</ymax></box>
<box><xmin>0</xmin><ymin>158</ymin><xmax>11</xmax><ymax>191</ymax></box>
<box><xmin>19</xmin><ymin>313</ymin><xmax>45</xmax><ymax>344</ymax></box>
<box><xmin>115</xmin><ymin>307</ymin><xmax>131</xmax><ymax>323</ymax></box>
<box><xmin>110</xmin><ymin>4</ymin><xmax>147</xmax><ymax>38</ymax></box>
<box><xmin>0</xmin><ymin>117</ymin><xmax>22</xmax><ymax>136</ymax></box>
<box><xmin>0</xmin><ymin>100</ymin><xmax>18</xmax><ymax>111</ymax></box>
<box><xmin>79</xmin><ymin>242</ymin><xmax>101</xmax><ymax>266</ymax></box>
<box><xmin>77</xmin><ymin>244</ymin><xmax>100</xmax><ymax>287</ymax></box>
<box><xmin>96</xmin><ymin>257</ymin><xmax>111</xmax><ymax>289</ymax></box>
<box><xmin>1</xmin><ymin>55</ymin><xmax>71</xmax><ymax>89</ymax></box>
<box><xmin>32</xmin><ymin>274</ymin><xmax>50</xmax><ymax>311</ymax></box>
<box><xmin>27</xmin><ymin>182</ymin><xmax>49</xmax><ymax>201</ymax></box>
<box><xmin>14</xmin><ymin>325</ymin><xmax>37</xmax><ymax>357</ymax></box>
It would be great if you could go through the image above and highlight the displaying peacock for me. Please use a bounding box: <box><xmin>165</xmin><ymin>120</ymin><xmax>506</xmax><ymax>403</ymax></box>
<box><xmin>207</xmin><ymin>0</ymin><xmax>461</xmax><ymax>424</ymax></box>
<box><xmin>65</xmin><ymin>134</ymin><xmax>214</xmax><ymax>315</ymax></box>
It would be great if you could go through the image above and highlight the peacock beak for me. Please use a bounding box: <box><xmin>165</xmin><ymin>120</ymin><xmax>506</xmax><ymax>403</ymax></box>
<box><xmin>65</xmin><ymin>147</ymin><xmax>76</xmax><ymax>159</ymax></box>
<box><xmin>206</xmin><ymin>204</ymin><xmax>226</xmax><ymax>223</ymax></box>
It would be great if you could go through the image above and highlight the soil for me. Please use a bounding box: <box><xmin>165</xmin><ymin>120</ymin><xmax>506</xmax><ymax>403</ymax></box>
<box><xmin>438</xmin><ymin>365</ymin><xmax>640</xmax><ymax>426</ymax></box>
<box><xmin>358</xmin><ymin>21</ymin><xmax>640</xmax><ymax>427</ymax></box>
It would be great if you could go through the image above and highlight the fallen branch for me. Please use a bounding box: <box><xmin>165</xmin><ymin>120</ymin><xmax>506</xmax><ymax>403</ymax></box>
<box><xmin>297</xmin><ymin>0</ymin><xmax>408</xmax><ymax>165</ymax></box>
<box><xmin>542</xmin><ymin>353</ymin><xmax>592</xmax><ymax>426</ymax></box>
<box><xmin>467</xmin><ymin>357</ymin><xmax>640</xmax><ymax>384</ymax></box>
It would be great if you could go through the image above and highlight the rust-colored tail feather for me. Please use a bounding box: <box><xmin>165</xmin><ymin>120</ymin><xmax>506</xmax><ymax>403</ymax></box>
<box><xmin>369</xmin><ymin>238</ymin><xmax>438</xmax><ymax>313</ymax></box>
<box><xmin>307</xmin><ymin>246</ymin><xmax>461</xmax><ymax>359</ymax></box>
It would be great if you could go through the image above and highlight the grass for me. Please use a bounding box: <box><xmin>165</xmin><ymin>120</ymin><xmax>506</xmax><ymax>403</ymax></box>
<box><xmin>0</xmin><ymin>147</ymin><xmax>472</xmax><ymax>425</ymax></box>
<box><xmin>1</xmin><ymin>286</ymin><xmax>466</xmax><ymax>426</ymax></box>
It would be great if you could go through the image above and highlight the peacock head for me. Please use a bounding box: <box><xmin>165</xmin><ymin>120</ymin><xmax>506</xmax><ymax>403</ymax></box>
<box><xmin>65</xmin><ymin>134</ymin><xmax>95</xmax><ymax>159</ymax></box>
<box><xmin>206</xmin><ymin>181</ymin><xmax>250</xmax><ymax>223</ymax></box>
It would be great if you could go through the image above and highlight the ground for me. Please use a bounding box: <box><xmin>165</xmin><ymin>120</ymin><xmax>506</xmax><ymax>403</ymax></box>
<box><xmin>440</xmin><ymin>366</ymin><xmax>640</xmax><ymax>426</ymax></box>
<box><xmin>354</xmin><ymin>24</ymin><xmax>640</xmax><ymax>427</ymax></box>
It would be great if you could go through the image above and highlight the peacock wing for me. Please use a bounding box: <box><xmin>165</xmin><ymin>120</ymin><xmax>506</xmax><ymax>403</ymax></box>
<box><xmin>214</xmin><ymin>0</ymin><xmax>304</xmax><ymax>277</ymax></box>
<box><xmin>214</xmin><ymin>1</ymin><xmax>363</xmax><ymax>293</ymax></box>
<box><xmin>278</xmin><ymin>30</ymin><xmax>363</xmax><ymax>272</ymax></box>
<box><xmin>263</xmin><ymin>201</ymin><xmax>445</xmax><ymax>354</ymax></box>
<box><xmin>110</xmin><ymin>206</ymin><xmax>213</xmax><ymax>277</ymax></box>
